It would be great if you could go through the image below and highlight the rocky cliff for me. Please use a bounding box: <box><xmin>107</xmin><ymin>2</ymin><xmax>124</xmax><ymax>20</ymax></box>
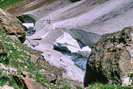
<box><xmin>84</xmin><ymin>27</ymin><xmax>133</xmax><ymax>87</ymax></box>
<box><xmin>1</xmin><ymin>0</ymin><xmax>133</xmax><ymax>89</ymax></box>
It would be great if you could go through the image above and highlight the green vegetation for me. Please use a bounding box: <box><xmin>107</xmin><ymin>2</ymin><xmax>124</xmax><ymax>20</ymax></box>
<box><xmin>87</xmin><ymin>83</ymin><xmax>132</xmax><ymax>89</ymax></box>
<box><xmin>0</xmin><ymin>27</ymin><xmax>132</xmax><ymax>89</ymax></box>
<box><xmin>0</xmin><ymin>27</ymin><xmax>82</xmax><ymax>89</ymax></box>
<box><xmin>128</xmin><ymin>72</ymin><xmax>133</xmax><ymax>77</ymax></box>
<box><xmin>0</xmin><ymin>27</ymin><xmax>44</xmax><ymax>88</ymax></box>
<box><xmin>0</xmin><ymin>2</ymin><xmax>132</xmax><ymax>88</ymax></box>
<box><xmin>0</xmin><ymin>0</ymin><xmax>23</xmax><ymax>8</ymax></box>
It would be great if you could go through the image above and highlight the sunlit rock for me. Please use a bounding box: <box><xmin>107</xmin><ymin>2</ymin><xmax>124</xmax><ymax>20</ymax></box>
<box><xmin>84</xmin><ymin>27</ymin><xmax>133</xmax><ymax>87</ymax></box>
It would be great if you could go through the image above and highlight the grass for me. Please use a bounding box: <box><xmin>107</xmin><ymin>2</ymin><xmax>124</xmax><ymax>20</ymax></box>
<box><xmin>0</xmin><ymin>28</ymin><xmax>46</xmax><ymax>88</ymax></box>
<box><xmin>0</xmin><ymin>0</ymin><xmax>23</xmax><ymax>8</ymax></box>
<box><xmin>87</xmin><ymin>83</ymin><xmax>132</xmax><ymax>89</ymax></box>
<box><xmin>0</xmin><ymin>2</ymin><xmax>132</xmax><ymax>87</ymax></box>
<box><xmin>0</xmin><ymin>27</ymin><xmax>132</xmax><ymax>89</ymax></box>
<box><xmin>0</xmin><ymin>27</ymin><xmax>82</xmax><ymax>89</ymax></box>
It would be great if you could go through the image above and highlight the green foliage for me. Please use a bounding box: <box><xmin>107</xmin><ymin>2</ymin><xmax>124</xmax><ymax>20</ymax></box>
<box><xmin>0</xmin><ymin>55</ymin><xmax>9</xmax><ymax>64</ymax></box>
<box><xmin>0</xmin><ymin>28</ymin><xmax>82</xmax><ymax>89</ymax></box>
<box><xmin>87</xmin><ymin>83</ymin><xmax>132</xmax><ymax>89</ymax></box>
<box><xmin>0</xmin><ymin>28</ymin><xmax>47</xmax><ymax>88</ymax></box>
<box><xmin>0</xmin><ymin>71</ymin><xmax>20</xmax><ymax>89</ymax></box>
<box><xmin>0</xmin><ymin>27</ymin><xmax>132</xmax><ymax>89</ymax></box>
<box><xmin>0</xmin><ymin>0</ymin><xmax>23</xmax><ymax>8</ymax></box>
<box><xmin>128</xmin><ymin>73</ymin><xmax>133</xmax><ymax>77</ymax></box>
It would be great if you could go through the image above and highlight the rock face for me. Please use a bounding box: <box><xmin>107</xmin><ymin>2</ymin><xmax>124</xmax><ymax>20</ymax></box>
<box><xmin>0</xmin><ymin>9</ymin><xmax>25</xmax><ymax>42</ymax></box>
<box><xmin>17</xmin><ymin>14</ymin><xmax>36</xmax><ymax>36</ymax></box>
<box><xmin>64</xmin><ymin>29</ymin><xmax>101</xmax><ymax>47</ymax></box>
<box><xmin>55</xmin><ymin>32</ymin><xmax>91</xmax><ymax>55</ymax></box>
<box><xmin>84</xmin><ymin>27</ymin><xmax>133</xmax><ymax>87</ymax></box>
<box><xmin>54</xmin><ymin>32</ymin><xmax>91</xmax><ymax>70</ymax></box>
<box><xmin>25</xmin><ymin>31</ymin><xmax>88</xmax><ymax>82</ymax></box>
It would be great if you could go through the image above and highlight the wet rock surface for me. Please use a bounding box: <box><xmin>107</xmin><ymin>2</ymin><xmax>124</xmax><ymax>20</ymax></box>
<box><xmin>84</xmin><ymin>27</ymin><xmax>133</xmax><ymax>87</ymax></box>
<box><xmin>54</xmin><ymin>32</ymin><xmax>91</xmax><ymax>70</ymax></box>
<box><xmin>17</xmin><ymin>14</ymin><xmax>36</xmax><ymax>36</ymax></box>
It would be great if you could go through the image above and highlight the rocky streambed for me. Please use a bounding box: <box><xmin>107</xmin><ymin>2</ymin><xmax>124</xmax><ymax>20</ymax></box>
<box><xmin>15</xmin><ymin>0</ymin><xmax>133</xmax><ymax>87</ymax></box>
<box><xmin>19</xmin><ymin>14</ymin><xmax>91</xmax><ymax>83</ymax></box>
<box><xmin>20</xmin><ymin>14</ymin><xmax>133</xmax><ymax>87</ymax></box>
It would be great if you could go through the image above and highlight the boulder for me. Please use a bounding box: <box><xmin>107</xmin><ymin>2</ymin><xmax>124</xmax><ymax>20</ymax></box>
<box><xmin>65</xmin><ymin>28</ymin><xmax>101</xmax><ymax>47</ymax></box>
<box><xmin>0</xmin><ymin>9</ymin><xmax>25</xmax><ymax>42</ymax></box>
<box><xmin>17</xmin><ymin>14</ymin><xmax>36</xmax><ymax>36</ymax></box>
<box><xmin>54</xmin><ymin>32</ymin><xmax>91</xmax><ymax>70</ymax></box>
<box><xmin>55</xmin><ymin>32</ymin><xmax>82</xmax><ymax>53</ymax></box>
<box><xmin>84</xmin><ymin>27</ymin><xmax>133</xmax><ymax>87</ymax></box>
<box><xmin>54</xmin><ymin>32</ymin><xmax>91</xmax><ymax>57</ymax></box>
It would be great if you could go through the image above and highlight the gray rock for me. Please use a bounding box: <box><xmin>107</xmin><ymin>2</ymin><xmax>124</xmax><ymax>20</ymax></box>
<box><xmin>65</xmin><ymin>28</ymin><xmax>101</xmax><ymax>47</ymax></box>
<box><xmin>54</xmin><ymin>31</ymin><xmax>92</xmax><ymax>63</ymax></box>
<box><xmin>55</xmin><ymin>32</ymin><xmax>82</xmax><ymax>53</ymax></box>
<box><xmin>54</xmin><ymin>32</ymin><xmax>91</xmax><ymax>70</ymax></box>
<box><xmin>18</xmin><ymin>14</ymin><xmax>36</xmax><ymax>36</ymax></box>
<box><xmin>55</xmin><ymin>32</ymin><xmax>91</xmax><ymax>56</ymax></box>
<box><xmin>84</xmin><ymin>27</ymin><xmax>133</xmax><ymax>87</ymax></box>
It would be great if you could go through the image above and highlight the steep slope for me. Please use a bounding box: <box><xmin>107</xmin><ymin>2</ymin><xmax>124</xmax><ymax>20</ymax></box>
<box><xmin>84</xmin><ymin>27</ymin><xmax>133</xmax><ymax>87</ymax></box>
<box><xmin>0</xmin><ymin>9</ymin><xmax>83</xmax><ymax>89</ymax></box>
<box><xmin>3</xmin><ymin>0</ymin><xmax>133</xmax><ymax>88</ymax></box>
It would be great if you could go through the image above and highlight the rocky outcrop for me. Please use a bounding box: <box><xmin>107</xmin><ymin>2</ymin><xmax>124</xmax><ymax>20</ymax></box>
<box><xmin>0</xmin><ymin>9</ymin><xmax>25</xmax><ymax>42</ymax></box>
<box><xmin>64</xmin><ymin>29</ymin><xmax>101</xmax><ymax>47</ymax></box>
<box><xmin>55</xmin><ymin>32</ymin><xmax>91</xmax><ymax>56</ymax></box>
<box><xmin>84</xmin><ymin>27</ymin><xmax>133</xmax><ymax>87</ymax></box>
<box><xmin>18</xmin><ymin>14</ymin><xmax>36</xmax><ymax>36</ymax></box>
<box><xmin>54</xmin><ymin>32</ymin><xmax>91</xmax><ymax>70</ymax></box>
